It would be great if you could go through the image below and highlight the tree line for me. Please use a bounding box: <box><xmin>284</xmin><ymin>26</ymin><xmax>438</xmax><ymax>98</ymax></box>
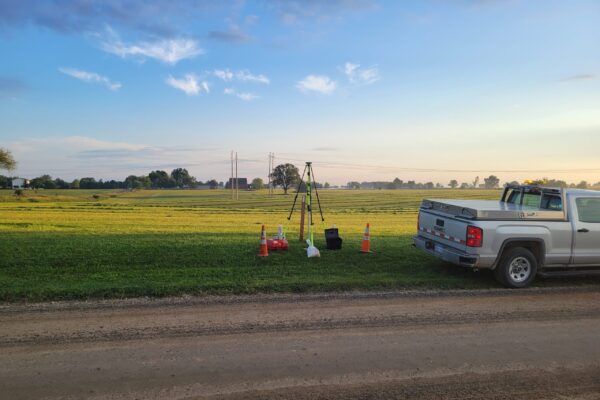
<box><xmin>0</xmin><ymin>168</ymin><xmax>223</xmax><ymax>190</ymax></box>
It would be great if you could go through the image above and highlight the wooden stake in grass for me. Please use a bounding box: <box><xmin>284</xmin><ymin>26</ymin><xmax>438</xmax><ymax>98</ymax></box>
<box><xmin>299</xmin><ymin>195</ymin><xmax>306</xmax><ymax>242</ymax></box>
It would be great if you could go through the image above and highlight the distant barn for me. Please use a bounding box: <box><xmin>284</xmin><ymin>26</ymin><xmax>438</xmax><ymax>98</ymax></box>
<box><xmin>225</xmin><ymin>178</ymin><xmax>248</xmax><ymax>190</ymax></box>
<box><xmin>11</xmin><ymin>178</ymin><xmax>29</xmax><ymax>189</ymax></box>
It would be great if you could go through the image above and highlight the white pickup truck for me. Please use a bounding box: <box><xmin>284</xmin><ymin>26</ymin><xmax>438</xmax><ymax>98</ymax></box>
<box><xmin>413</xmin><ymin>185</ymin><xmax>600</xmax><ymax>288</ymax></box>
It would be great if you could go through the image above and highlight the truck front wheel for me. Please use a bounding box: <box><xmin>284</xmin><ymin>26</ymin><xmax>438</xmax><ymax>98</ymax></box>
<box><xmin>494</xmin><ymin>247</ymin><xmax>538</xmax><ymax>288</ymax></box>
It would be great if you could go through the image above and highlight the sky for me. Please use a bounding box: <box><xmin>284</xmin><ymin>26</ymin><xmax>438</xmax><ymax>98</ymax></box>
<box><xmin>0</xmin><ymin>0</ymin><xmax>599</xmax><ymax>186</ymax></box>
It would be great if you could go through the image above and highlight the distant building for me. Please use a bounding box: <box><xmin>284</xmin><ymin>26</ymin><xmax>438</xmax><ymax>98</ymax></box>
<box><xmin>11</xmin><ymin>178</ymin><xmax>30</xmax><ymax>189</ymax></box>
<box><xmin>225</xmin><ymin>178</ymin><xmax>248</xmax><ymax>190</ymax></box>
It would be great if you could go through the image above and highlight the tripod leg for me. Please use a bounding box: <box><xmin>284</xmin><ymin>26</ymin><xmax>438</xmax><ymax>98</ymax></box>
<box><xmin>310</xmin><ymin>165</ymin><xmax>325</xmax><ymax>222</ymax></box>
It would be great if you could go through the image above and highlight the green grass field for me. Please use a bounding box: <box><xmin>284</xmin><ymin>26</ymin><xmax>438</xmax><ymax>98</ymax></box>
<box><xmin>1</xmin><ymin>188</ymin><xmax>596</xmax><ymax>301</ymax></box>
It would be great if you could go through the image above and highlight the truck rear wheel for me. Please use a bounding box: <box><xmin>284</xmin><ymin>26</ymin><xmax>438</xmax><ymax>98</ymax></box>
<box><xmin>494</xmin><ymin>247</ymin><xmax>538</xmax><ymax>288</ymax></box>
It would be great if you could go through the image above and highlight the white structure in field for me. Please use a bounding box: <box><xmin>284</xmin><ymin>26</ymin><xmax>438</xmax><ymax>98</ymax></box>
<box><xmin>11</xmin><ymin>178</ymin><xmax>29</xmax><ymax>189</ymax></box>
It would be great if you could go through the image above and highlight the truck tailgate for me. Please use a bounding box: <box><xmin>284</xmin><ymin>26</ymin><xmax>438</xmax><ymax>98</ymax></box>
<box><xmin>418</xmin><ymin>210</ymin><xmax>469</xmax><ymax>251</ymax></box>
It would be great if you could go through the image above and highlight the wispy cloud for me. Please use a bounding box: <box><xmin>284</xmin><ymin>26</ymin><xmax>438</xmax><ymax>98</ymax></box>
<box><xmin>208</xmin><ymin>28</ymin><xmax>251</xmax><ymax>43</ymax></box>
<box><xmin>344</xmin><ymin>62</ymin><xmax>380</xmax><ymax>85</ymax></box>
<box><xmin>7</xmin><ymin>135</ymin><xmax>224</xmax><ymax>180</ymax></box>
<box><xmin>561</xmin><ymin>74</ymin><xmax>596</xmax><ymax>82</ymax></box>
<box><xmin>101</xmin><ymin>28</ymin><xmax>203</xmax><ymax>65</ymax></box>
<box><xmin>0</xmin><ymin>1</ymin><xmax>239</xmax><ymax>38</ymax></box>
<box><xmin>166</xmin><ymin>74</ymin><xmax>209</xmax><ymax>96</ymax></box>
<box><xmin>224</xmin><ymin>88</ymin><xmax>259</xmax><ymax>101</ymax></box>
<box><xmin>296</xmin><ymin>75</ymin><xmax>336</xmax><ymax>94</ymax></box>
<box><xmin>59</xmin><ymin>67</ymin><xmax>121</xmax><ymax>91</ymax></box>
<box><xmin>0</xmin><ymin>77</ymin><xmax>27</xmax><ymax>99</ymax></box>
<box><xmin>236</xmin><ymin>70</ymin><xmax>270</xmax><ymax>84</ymax></box>
<box><xmin>213</xmin><ymin>69</ymin><xmax>270</xmax><ymax>84</ymax></box>
<box><xmin>271</xmin><ymin>0</ymin><xmax>377</xmax><ymax>24</ymax></box>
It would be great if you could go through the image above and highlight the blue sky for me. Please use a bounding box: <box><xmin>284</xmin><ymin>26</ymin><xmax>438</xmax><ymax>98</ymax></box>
<box><xmin>1</xmin><ymin>0</ymin><xmax>599</xmax><ymax>185</ymax></box>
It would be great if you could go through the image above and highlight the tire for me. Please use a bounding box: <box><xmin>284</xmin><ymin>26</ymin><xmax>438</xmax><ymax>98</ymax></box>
<box><xmin>494</xmin><ymin>247</ymin><xmax>538</xmax><ymax>288</ymax></box>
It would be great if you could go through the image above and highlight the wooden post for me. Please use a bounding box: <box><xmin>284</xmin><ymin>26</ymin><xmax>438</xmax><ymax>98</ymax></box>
<box><xmin>299</xmin><ymin>195</ymin><xmax>306</xmax><ymax>242</ymax></box>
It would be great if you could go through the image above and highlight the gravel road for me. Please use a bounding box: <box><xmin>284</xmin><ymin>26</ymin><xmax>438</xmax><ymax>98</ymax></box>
<box><xmin>1</xmin><ymin>287</ymin><xmax>599</xmax><ymax>399</ymax></box>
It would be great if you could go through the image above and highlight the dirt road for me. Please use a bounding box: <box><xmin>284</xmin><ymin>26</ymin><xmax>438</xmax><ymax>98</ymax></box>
<box><xmin>1</xmin><ymin>287</ymin><xmax>599</xmax><ymax>399</ymax></box>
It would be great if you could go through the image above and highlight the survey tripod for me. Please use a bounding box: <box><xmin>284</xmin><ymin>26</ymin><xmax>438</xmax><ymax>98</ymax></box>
<box><xmin>287</xmin><ymin>162</ymin><xmax>325</xmax><ymax>245</ymax></box>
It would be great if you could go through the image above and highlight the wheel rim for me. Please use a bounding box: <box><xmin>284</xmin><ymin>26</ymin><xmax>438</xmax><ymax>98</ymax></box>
<box><xmin>509</xmin><ymin>256</ymin><xmax>532</xmax><ymax>283</ymax></box>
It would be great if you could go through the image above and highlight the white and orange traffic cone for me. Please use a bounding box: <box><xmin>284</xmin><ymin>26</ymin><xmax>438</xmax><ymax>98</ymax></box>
<box><xmin>258</xmin><ymin>225</ymin><xmax>269</xmax><ymax>257</ymax></box>
<box><xmin>360</xmin><ymin>223</ymin><xmax>372</xmax><ymax>253</ymax></box>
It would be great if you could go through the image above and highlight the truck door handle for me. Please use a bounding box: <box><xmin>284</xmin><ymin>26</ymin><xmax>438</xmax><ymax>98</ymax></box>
<box><xmin>578</xmin><ymin>228</ymin><xmax>590</xmax><ymax>233</ymax></box>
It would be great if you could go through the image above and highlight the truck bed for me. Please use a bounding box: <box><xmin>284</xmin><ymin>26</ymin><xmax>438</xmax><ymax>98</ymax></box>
<box><xmin>422</xmin><ymin>199</ymin><xmax>566</xmax><ymax>221</ymax></box>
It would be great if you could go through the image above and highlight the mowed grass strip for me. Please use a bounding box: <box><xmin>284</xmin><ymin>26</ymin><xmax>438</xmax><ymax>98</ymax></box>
<box><xmin>1</xmin><ymin>189</ymin><xmax>595</xmax><ymax>301</ymax></box>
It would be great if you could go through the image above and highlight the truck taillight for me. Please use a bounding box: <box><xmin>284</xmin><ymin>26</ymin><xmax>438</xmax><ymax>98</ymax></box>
<box><xmin>466</xmin><ymin>226</ymin><xmax>483</xmax><ymax>247</ymax></box>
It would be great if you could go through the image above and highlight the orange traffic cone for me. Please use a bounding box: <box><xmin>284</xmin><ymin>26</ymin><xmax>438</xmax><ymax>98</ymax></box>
<box><xmin>360</xmin><ymin>223</ymin><xmax>372</xmax><ymax>253</ymax></box>
<box><xmin>258</xmin><ymin>225</ymin><xmax>269</xmax><ymax>257</ymax></box>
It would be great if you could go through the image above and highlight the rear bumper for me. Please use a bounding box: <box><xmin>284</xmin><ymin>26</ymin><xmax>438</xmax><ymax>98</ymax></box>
<box><xmin>413</xmin><ymin>235</ymin><xmax>479</xmax><ymax>268</ymax></box>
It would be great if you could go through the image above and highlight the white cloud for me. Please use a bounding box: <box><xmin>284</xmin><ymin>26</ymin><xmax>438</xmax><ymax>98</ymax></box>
<box><xmin>213</xmin><ymin>69</ymin><xmax>234</xmax><ymax>82</ymax></box>
<box><xmin>235</xmin><ymin>70</ymin><xmax>270</xmax><ymax>84</ymax></box>
<box><xmin>59</xmin><ymin>67</ymin><xmax>121</xmax><ymax>91</ymax></box>
<box><xmin>102</xmin><ymin>30</ymin><xmax>203</xmax><ymax>65</ymax></box>
<box><xmin>343</xmin><ymin>62</ymin><xmax>380</xmax><ymax>85</ymax></box>
<box><xmin>296</xmin><ymin>75</ymin><xmax>336</xmax><ymax>94</ymax></box>
<box><xmin>224</xmin><ymin>87</ymin><xmax>259</xmax><ymax>101</ymax></box>
<box><xmin>166</xmin><ymin>74</ymin><xmax>209</xmax><ymax>96</ymax></box>
<box><xmin>212</xmin><ymin>69</ymin><xmax>270</xmax><ymax>84</ymax></box>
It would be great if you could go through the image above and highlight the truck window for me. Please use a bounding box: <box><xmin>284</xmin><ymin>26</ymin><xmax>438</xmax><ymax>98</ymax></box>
<box><xmin>522</xmin><ymin>193</ymin><xmax>541</xmax><ymax>208</ymax></box>
<box><xmin>506</xmin><ymin>189</ymin><xmax>522</xmax><ymax>204</ymax></box>
<box><xmin>576</xmin><ymin>198</ymin><xmax>600</xmax><ymax>223</ymax></box>
<box><xmin>540</xmin><ymin>194</ymin><xmax>562</xmax><ymax>211</ymax></box>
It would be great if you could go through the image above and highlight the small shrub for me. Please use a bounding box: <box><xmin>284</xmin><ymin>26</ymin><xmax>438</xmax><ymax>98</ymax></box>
<box><xmin>92</xmin><ymin>194</ymin><xmax>101</xmax><ymax>200</ymax></box>
<box><xmin>14</xmin><ymin>189</ymin><xmax>23</xmax><ymax>198</ymax></box>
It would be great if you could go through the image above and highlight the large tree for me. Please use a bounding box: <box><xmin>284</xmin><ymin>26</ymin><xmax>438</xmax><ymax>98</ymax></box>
<box><xmin>449</xmin><ymin>179</ymin><xmax>458</xmax><ymax>189</ymax></box>
<box><xmin>170</xmin><ymin>168</ymin><xmax>195</xmax><ymax>188</ymax></box>
<box><xmin>484</xmin><ymin>175</ymin><xmax>500</xmax><ymax>189</ymax></box>
<box><xmin>251</xmin><ymin>177</ymin><xmax>264</xmax><ymax>190</ymax></box>
<box><xmin>149</xmin><ymin>170</ymin><xmax>172</xmax><ymax>188</ymax></box>
<box><xmin>270</xmin><ymin>163</ymin><xmax>300</xmax><ymax>194</ymax></box>
<box><xmin>0</xmin><ymin>148</ymin><xmax>16</xmax><ymax>171</ymax></box>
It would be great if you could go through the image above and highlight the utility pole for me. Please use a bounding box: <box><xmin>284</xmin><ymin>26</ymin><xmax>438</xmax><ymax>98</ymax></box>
<box><xmin>268</xmin><ymin>152</ymin><xmax>275</xmax><ymax>196</ymax></box>
<box><xmin>230</xmin><ymin>150</ymin><xmax>234</xmax><ymax>200</ymax></box>
<box><xmin>235</xmin><ymin>151</ymin><xmax>239</xmax><ymax>200</ymax></box>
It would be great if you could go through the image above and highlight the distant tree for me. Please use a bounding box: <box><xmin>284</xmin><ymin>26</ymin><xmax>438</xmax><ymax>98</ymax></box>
<box><xmin>449</xmin><ymin>180</ymin><xmax>458</xmax><ymax>189</ymax></box>
<box><xmin>206</xmin><ymin>179</ymin><xmax>219</xmax><ymax>189</ymax></box>
<box><xmin>0</xmin><ymin>175</ymin><xmax>10</xmax><ymax>188</ymax></box>
<box><xmin>424</xmin><ymin>182</ymin><xmax>435</xmax><ymax>189</ymax></box>
<box><xmin>125</xmin><ymin>175</ymin><xmax>150</xmax><ymax>189</ymax></box>
<box><xmin>170</xmin><ymin>168</ymin><xmax>195</xmax><ymax>188</ymax></box>
<box><xmin>71</xmin><ymin>179</ymin><xmax>80</xmax><ymax>189</ymax></box>
<box><xmin>324</xmin><ymin>182</ymin><xmax>330</xmax><ymax>189</ymax></box>
<box><xmin>506</xmin><ymin>181</ymin><xmax>520</xmax><ymax>187</ymax></box>
<box><xmin>149</xmin><ymin>170</ymin><xmax>172</xmax><ymax>188</ymax></box>
<box><xmin>460</xmin><ymin>182</ymin><xmax>470</xmax><ymax>189</ymax></box>
<box><xmin>31</xmin><ymin>175</ymin><xmax>56</xmax><ymax>189</ymax></box>
<box><xmin>0</xmin><ymin>148</ymin><xmax>16</xmax><ymax>171</ymax></box>
<box><xmin>271</xmin><ymin>163</ymin><xmax>300</xmax><ymax>194</ymax></box>
<box><xmin>53</xmin><ymin>178</ymin><xmax>70</xmax><ymax>189</ymax></box>
<box><xmin>576</xmin><ymin>181</ymin><xmax>589</xmax><ymax>189</ymax></box>
<box><xmin>436</xmin><ymin>183</ymin><xmax>443</xmax><ymax>188</ymax></box>
<box><xmin>392</xmin><ymin>177</ymin><xmax>403</xmax><ymax>189</ymax></box>
<box><xmin>347</xmin><ymin>181</ymin><xmax>361</xmax><ymax>190</ymax></box>
<box><xmin>251</xmin><ymin>177</ymin><xmax>264</xmax><ymax>190</ymax></box>
<box><xmin>79</xmin><ymin>177</ymin><xmax>97</xmax><ymax>189</ymax></box>
<box><xmin>484</xmin><ymin>175</ymin><xmax>500</xmax><ymax>189</ymax></box>
<box><xmin>472</xmin><ymin>176</ymin><xmax>480</xmax><ymax>189</ymax></box>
